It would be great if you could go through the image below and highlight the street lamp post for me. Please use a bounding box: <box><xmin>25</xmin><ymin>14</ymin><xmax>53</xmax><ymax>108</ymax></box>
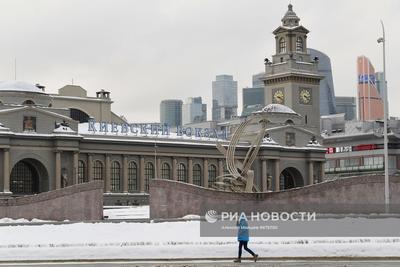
<box><xmin>377</xmin><ymin>20</ymin><xmax>389</xmax><ymax>213</ymax></box>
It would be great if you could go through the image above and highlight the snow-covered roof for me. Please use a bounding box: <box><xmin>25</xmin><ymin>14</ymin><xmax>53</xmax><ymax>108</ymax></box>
<box><xmin>259</xmin><ymin>104</ymin><xmax>298</xmax><ymax>115</ymax></box>
<box><xmin>0</xmin><ymin>81</ymin><xmax>46</xmax><ymax>94</ymax></box>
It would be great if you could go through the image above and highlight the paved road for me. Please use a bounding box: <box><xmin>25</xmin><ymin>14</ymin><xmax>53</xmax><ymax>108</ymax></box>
<box><xmin>1</xmin><ymin>260</ymin><xmax>400</xmax><ymax>267</ymax></box>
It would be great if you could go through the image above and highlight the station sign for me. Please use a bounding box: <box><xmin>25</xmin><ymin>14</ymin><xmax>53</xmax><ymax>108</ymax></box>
<box><xmin>87</xmin><ymin>119</ymin><xmax>228</xmax><ymax>140</ymax></box>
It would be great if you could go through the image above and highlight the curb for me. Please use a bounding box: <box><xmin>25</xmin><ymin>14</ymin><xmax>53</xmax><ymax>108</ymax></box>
<box><xmin>1</xmin><ymin>256</ymin><xmax>400</xmax><ymax>264</ymax></box>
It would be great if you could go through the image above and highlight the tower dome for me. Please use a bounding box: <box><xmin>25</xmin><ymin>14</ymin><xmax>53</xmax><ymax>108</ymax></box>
<box><xmin>259</xmin><ymin>104</ymin><xmax>298</xmax><ymax>115</ymax></box>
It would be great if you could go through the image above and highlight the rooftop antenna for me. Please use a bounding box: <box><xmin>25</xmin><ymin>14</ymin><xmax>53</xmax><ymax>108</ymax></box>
<box><xmin>71</xmin><ymin>78</ymin><xmax>74</xmax><ymax>85</ymax></box>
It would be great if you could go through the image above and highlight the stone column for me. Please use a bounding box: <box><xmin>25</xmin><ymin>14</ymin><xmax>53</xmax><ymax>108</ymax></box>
<box><xmin>139</xmin><ymin>156</ymin><xmax>145</xmax><ymax>192</ymax></box>
<box><xmin>203</xmin><ymin>159</ymin><xmax>209</xmax><ymax>188</ymax></box>
<box><xmin>218</xmin><ymin>159</ymin><xmax>224</xmax><ymax>177</ymax></box>
<box><xmin>55</xmin><ymin>151</ymin><xmax>61</xmax><ymax>190</ymax></box>
<box><xmin>157</xmin><ymin>158</ymin><xmax>161</xmax><ymax>179</ymax></box>
<box><xmin>2</xmin><ymin>148</ymin><xmax>11</xmax><ymax>194</ymax></box>
<box><xmin>87</xmin><ymin>154</ymin><xmax>93</xmax><ymax>182</ymax></box>
<box><xmin>261</xmin><ymin>159</ymin><xmax>267</xmax><ymax>192</ymax></box>
<box><xmin>105</xmin><ymin>154</ymin><xmax>111</xmax><ymax>193</ymax></box>
<box><xmin>308</xmin><ymin>161</ymin><xmax>314</xmax><ymax>185</ymax></box>
<box><xmin>122</xmin><ymin>155</ymin><xmax>128</xmax><ymax>193</ymax></box>
<box><xmin>73</xmin><ymin>151</ymin><xmax>79</xmax><ymax>184</ymax></box>
<box><xmin>172</xmin><ymin>158</ymin><xmax>177</xmax><ymax>181</ymax></box>
<box><xmin>188</xmin><ymin>158</ymin><xmax>193</xmax><ymax>184</ymax></box>
<box><xmin>274</xmin><ymin>159</ymin><xmax>280</xmax><ymax>192</ymax></box>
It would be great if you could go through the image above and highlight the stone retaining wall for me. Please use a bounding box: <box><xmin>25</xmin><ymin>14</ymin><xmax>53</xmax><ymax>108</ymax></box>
<box><xmin>0</xmin><ymin>181</ymin><xmax>103</xmax><ymax>221</ymax></box>
<box><xmin>150</xmin><ymin>175</ymin><xmax>400</xmax><ymax>219</ymax></box>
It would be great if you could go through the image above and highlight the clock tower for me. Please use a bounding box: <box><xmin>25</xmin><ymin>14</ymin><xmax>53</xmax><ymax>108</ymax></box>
<box><xmin>262</xmin><ymin>4</ymin><xmax>323</xmax><ymax>135</ymax></box>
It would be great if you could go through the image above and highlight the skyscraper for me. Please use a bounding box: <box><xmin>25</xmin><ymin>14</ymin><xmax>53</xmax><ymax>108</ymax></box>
<box><xmin>160</xmin><ymin>99</ymin><xmax>183</xmax><ymax>127</ymax></box>
<box><xmin>212</xmin><ymin>75</ymin><xmax>238</xmax><ymax>121</ymax></box>
<box><xmin>182</xmin><ymin>97</ymin><xmax>207</xmax><ymax>125</ymax></box>
<box><xmin>252</xmin><ymin>72</ymin><xmax>265</xmax><ymax>88</ymax></box>
<box><xmin>335</xmin><ymin>96</ymin><xmax>356</xmax><ymax>121</ymax></box>
<box><xmin>308</xmin><ymin>48</ymin><xmax>337</xmax><ymax>116</ymax></box>
<box><xmin>357</xmin><ymin>56</ymin><xmax>384</xmax><ymax>121</ymax></box>
<box><xmin>242</xmin><ymin>73</ymin><xmax>265</xmax><ymax>116</ymax></box>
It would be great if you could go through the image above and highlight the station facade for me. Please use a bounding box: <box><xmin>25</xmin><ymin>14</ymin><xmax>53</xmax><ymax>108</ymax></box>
<box><xmin>0</xmin><ymin>81</ymin><xmax>325</xmax><ymax>205</ymax></box>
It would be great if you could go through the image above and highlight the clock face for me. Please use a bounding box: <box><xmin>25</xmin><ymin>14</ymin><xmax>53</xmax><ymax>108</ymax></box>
<box><xmin>299</xmin><ymin>88</ymin><xmax>312</xmax><ymax>104</ymax></box>
<box><xmin>273</xmin><ymin>89</ymin><xmax>285</xmax><ymax>104</ymax></box>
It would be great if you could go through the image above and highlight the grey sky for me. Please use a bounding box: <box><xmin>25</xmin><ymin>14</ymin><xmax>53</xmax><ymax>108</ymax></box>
<box><xmin>0</xmin><ymin>0</ymin><xmax>398</xmax><ymax>122</ymax></box>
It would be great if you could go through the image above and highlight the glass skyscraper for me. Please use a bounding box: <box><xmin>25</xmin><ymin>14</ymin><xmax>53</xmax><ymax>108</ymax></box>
<box><xmin>335</xmin><ymin>96</ymin><xmax>356</xmax><ymax>121</ymax></box>
<box><xmin>357</xmin><ymin>55</ymin><xmax>383</xmax><ymax>121</ymax></box>
<box><xmin>160</xmin><ymin>99</ymin><xmax>183</xmax><ymax>127</ymax></box>
<box><xmin>308</xmin><ymin>48</ymin><xmax>337</xmax><ymax>116</ymax></box>
<box><xmin>212</xmin><ymin>75</ymin><xmax>238</xmax><ymax>121</ymax></box>
<box><xmin>182</xmin><ymin>97</ymin><xmax>207</xmax><ymax>125</ymax></box>
<box><xmin>242</xmin><ymin>72</ymin><xmax>265</xmax><ymax>116</ymax></box>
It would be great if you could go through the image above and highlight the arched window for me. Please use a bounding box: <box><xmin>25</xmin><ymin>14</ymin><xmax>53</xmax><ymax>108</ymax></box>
<box><xmin>10</xmin><ymin>161</ymin><xmax>39</xmax><ymax>194</ymax></box>
<box><xmin>145</xmin><ymin>162</ymin><xmax>154</xmax><ymax>192</ymax></box>
<box><xmin>279</xmin><ymin>37</ymin><xmax>286</xmax><ymax>53</ymax></box>
<box><xmin>93</xmin><ymin>160</ymin><xmax>103</xmax><ymax>180</ymax></box>
<box><xmin>296</xmin><ymin>36</ymin><xmax>303</xmax><ymax>52</ymax></box>
<box><xmin>78</xmin><ymin>160</ymin><xmax>87</xmax><ymax>183</ymax></box>
<box><xmin>208</xmin><ymin>164</ymin><xmax>217</xmax><ymax>187</ymax></box>
<box><xmin>128</xmin><ymin>161</ymin><xmax>138</xmax><ymax>192</ymax></box>
<box><xmin>70</xmin><ymin>108</ymin><xmax>90</xmax><ymax>123</ymax></box>
<box><xmin>161</xmin><ymin>162</ymin><xmax>171</xmax><ymax>180</ymax></box>
<box><xmin>285</xmin><ymin>119</ymin><xmax>294</xmax><ymax>125</ymax></box>
<box><xmin>22</xmin><ymin>100</ymin><xmax>35</xmax><ymax>105</ymax></box>
<box><xmin>193</xmin><ymin>164</ymin><xmax>202</xmax><ymax>186</ymax></box>
<box><xmin>111</xmin><ymin>161</ymin><xmax>121</xmax><ymax>192</ymax></box>
<box><xmin>177</xmin><ymin>163</ymin><xmax>187</xmax><ymax>183</ymax></box>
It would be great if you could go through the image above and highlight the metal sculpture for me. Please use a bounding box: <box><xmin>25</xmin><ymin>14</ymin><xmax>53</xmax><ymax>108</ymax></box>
<box><xmin>214</xmin><ymin>109</ymin><xmax>270</xmax><ymax>192</ymax></box>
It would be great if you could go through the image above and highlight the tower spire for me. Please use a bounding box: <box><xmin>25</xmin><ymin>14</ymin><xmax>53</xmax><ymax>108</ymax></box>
<box><xmin>281</xmin><ymin>3</ymin><xmax>300</xmax><ymax>27</ymax></box>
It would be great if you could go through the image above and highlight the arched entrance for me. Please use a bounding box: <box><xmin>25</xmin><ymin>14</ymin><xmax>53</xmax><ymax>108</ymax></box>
<box><xmin>10</xmin><ymin>159</ymin><xmax>49</xmax><ymax>195</ymax></box>
<box><xmin>279</xmin><ymin>167</ymin><xmax>304</xmax><ymax>190</ymax></box>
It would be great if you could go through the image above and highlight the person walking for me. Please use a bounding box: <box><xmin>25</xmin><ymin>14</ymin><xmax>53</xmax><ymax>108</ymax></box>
<box><xmin>234</xmin><ymin>217</ymin><xmax>258</xmax><ymax>263</ymax></box>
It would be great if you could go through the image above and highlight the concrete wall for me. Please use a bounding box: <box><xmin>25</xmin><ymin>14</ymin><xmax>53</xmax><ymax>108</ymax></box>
<box><xmin>150</xmin><ymin>175</ymin><xmax>400</xmax><ymax>219</ymax></box>
<box><xmin>0</xmin><ymin>181</ymin><xmax>103</xmax><ymax>221</ymax></box>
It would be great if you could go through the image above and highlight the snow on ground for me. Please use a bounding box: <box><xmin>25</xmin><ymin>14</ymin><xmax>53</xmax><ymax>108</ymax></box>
<box><xmin>103</xmin><ymin>206</ymin><xmax>149</xmax><ymax>219</ymax></box>
<box><xmin>1</xmin><ymin>219</ymin><xmax>400</xmax><ymax>261</ymax></box>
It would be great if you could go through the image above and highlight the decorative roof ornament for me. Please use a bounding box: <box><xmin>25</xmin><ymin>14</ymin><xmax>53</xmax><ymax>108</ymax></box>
<box><xmin>262</xmin><ymin>133</ymin><xmax>278</xmax><ymax>145</ymax></box>
<box><xmin>307</xmin><ymin>136</ymin><xmax>321</xmax><ymax>147</ymax></box>
<box><xmin>281</xmin><ymin>3</ymin><xmax>300</xmax><ymax>27</ymax></box>
<box><xmin>53</xmin><ymin>121</ymin><xmax>76</xmax><ymax>135</ymax></box>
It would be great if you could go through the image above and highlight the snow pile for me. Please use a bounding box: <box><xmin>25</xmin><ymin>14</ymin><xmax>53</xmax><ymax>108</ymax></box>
<box><xmin>0</xmin><ymin>219</ymin><xmax>400</xmax><ymax>260</ymax></box>
<box><xmin>181</xmin><ymin>214</ymin><xmax>201</xmax><ymax>220</ymax></box>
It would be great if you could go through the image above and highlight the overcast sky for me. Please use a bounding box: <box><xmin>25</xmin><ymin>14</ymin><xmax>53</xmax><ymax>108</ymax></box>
<box><xmin>0</xmin><ymin>0</ymin><xmax>398</xmax><ymax>122</ymax></box>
